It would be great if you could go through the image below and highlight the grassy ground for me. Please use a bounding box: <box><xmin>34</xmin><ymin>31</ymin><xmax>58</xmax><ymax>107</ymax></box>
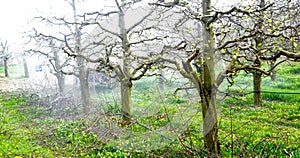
<box><xmin>0</xmin><ymin>64</ymin><xmax>24</xmax><ymax>78</ymax></box>
<box><xmin>0</xmin><ymin>63</ymin><xmax>299</xmax><ymax>157</ymax></box>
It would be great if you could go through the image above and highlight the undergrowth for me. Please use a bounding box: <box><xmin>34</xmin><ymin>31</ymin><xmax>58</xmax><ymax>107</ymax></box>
<box><xmin>0</xmin><ymin>63</ymin><xmax>299</xmax><ymax>157</ymax></box>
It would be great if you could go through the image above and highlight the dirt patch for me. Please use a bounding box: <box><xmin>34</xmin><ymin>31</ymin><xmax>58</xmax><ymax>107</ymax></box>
<box><xmin>0</xmin><ymin>77</ymin><xmax>14</xmax><ymax>91</ymax></box>
<box><xmin>0</xmin><ymin>77</ymin><xmax>29</xmax><ymax>91</ymax></box>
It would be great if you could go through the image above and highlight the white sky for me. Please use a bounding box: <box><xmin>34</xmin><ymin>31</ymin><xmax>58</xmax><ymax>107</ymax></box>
<box><xmin>0</xmin><ymin>0</ymin><xmax>232</xmax><ymax>53</ymax></box>
<box><xmin>0</xmin><ymin>0</ymin><xmax>112</xmax><ymax>53</ymax></box>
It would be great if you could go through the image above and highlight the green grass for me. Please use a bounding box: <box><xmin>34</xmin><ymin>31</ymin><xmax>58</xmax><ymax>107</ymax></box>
<box><xmin>277</xmin><ymin>62</ymin><xmax>300</xmax><ymax>75</ymax></box>
<box><xmin>0</xmin><ymin>64</ymin><xmax>25</xmax><ymax>78</ymax></box>
<box><xmin>0</xmin><ymin>92</ymin><xmax>131</xmax><ymax>157</ymax></box>
<box><xmin>0</xmin><ymin>94</ymin><xmax>54</xmax><ymax>157</ymax></box>
<box><xmin>0</xmin><ymin>62</ymin><xmax>299</xmax><ymax>157</ymax></box>
<box><xmin>218</xmin><ymin>100</ymin><xmax>299</xmax><ymax>156</ymax></box>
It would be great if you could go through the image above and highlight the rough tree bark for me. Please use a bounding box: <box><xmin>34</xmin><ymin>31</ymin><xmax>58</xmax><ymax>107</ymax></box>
<box><xmin>54</xmin><ymin>63</ymin><xmax>66</xmax><ymax>94</ymax></box>
<box><xmin>119</xmin><ymin>2</ymin><xmax>133</xmax><ymax>124</ymax></box>
<box><xmin>120</xmin><ymin>78</ymin><xmax>133</xmax><ymax>124</ymax></box>
<box><xmin>72</xmin><ymin>0</ymin><xmax>91</xmax><ymax>112</ymax></box>
<box><xmin>22</xmin><ymin>57</ymin><xmax>29</xmax><ymax>78</ymax></box>
<box><xmin>56</xmin><ymin>73</ymin><xmax>66</xmax><ymax>94</ymax></box>
<box><xmin>253</xmin><ymin>70</ymin><xmax>262</xmax><ymax>105</ymax></box>
<box><xmin>253</xmin><ymin>0</ymin><xmax>265</xmax><ymax>106</ymax></box>
<box><xmin>157</xmin><ymin>69</ymin><xmax>165</xmax><ymax>91</ymax></box>
<box><xmin>270</xmin><ymin>61</ymin><xmax>276</xmax><ymax>81</ymax></box>
<box><xmin>191</xmin><ymin>0</ymin><xmax>219</xmax><ymax>155</ymax></box>
<box><xmin>181</xmin><ymin>50</ymin><xmax>219</xmax><ymax>156</ymax></box>
<box><xmin>51</xmin><ymin>42</ymin><xmax>66</xmax><ymax>94</ymax></box>
<box><xmin>4</xmin><ymin>58</ymin><xmax>9</xmax><ymax>77</ymax></box>
<box><xmin>78</xmin><ymin>67</ymin><xmax>91</xmax><ymax>112</ymax></box>
<box><xmin>0</xmin><ymin>41</ymin><xmax>9</xmax><ymax>77</ymax></box>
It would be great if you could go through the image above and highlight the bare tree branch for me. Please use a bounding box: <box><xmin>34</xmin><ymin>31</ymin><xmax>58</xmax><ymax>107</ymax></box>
<box><xmin>260</xmin><ymin>50</ymin><xmax>300</xmax><ymax>61</ymax></box>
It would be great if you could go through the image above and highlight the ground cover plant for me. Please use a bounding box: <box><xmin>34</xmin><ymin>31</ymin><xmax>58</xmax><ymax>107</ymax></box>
<box><xmin>0</xmin><ymin>63</ymin><xmax>299</xmax><ymax>157</ymax></box>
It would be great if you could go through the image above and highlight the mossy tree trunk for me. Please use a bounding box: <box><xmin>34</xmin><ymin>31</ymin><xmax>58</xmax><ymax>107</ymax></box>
<box><xmin>199</xmin><ymin>0</ymin><xmax>219</xmax><ymax>155</ymax></box>
<box><xmin>120</xmin><ymin>78</ymin><xmax>132</xmax><ymax>124</ymax></box>
<box><xmin>201</xmin><ymin>36</ymin><xmax>219</xmax><ymax>156</ymax></box>
<box><xmin>253</xmin><ymin>71</ymin><xmax>262</xmax><ymax>105</ymax></box>
<box><xmin>253</xmin><ymin>0</ymin><xmax>265</xmax><ymax>106</ymax></box>
<box><xmin>187</xmin><ymin>56</ymin><xmax>219</xmax><ymax>156</ymax></box>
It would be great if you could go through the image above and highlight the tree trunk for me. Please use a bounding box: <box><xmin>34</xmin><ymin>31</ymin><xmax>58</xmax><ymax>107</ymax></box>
<box><xmin>201</xmin><ymin>53</ymin><xmax>219</xmax><ymax>156</ymax></box>
<box><xmin>253</xmin><ymin>71</ymin><xmax>262</xmax><ymax>105</ymax></box>
<box><xmin>201</xmin><ymin>92</ymin><xmax>218</xmax><ymax>156</ymax></box>
<box><xmin>4</xmin><ymin>59</ymin><xmax>9</xmax><ymax>77</ymax></box>
<box><xmin>200</xmin><ymin>0</ymin><xmax>219</xmax><ymax>155</ymax></box>
<box><xmin>119</xmin><ymin>1</ymin><xmax>133</xmax><ymax>124</ymax></box>
<box><xmin>79</xmin><ymin>67</ymin><xmax>91</xmax><ymax>113</ymax></box>
<box><xmin>253</xmin><ymin>0</ymin><xmax>265</xmax><ymax>106</ymax></box>
<box><xmin>158</xmin><ymin>69</ymin><xmax>164</xmax><ymax>91</ymax></box>
<box><xmin>270</xmin><ymin>61</ymin><xmax>276</xmax><ymax>81</ymax></box>
<box><xmin>56</xmin><ymin>74</ymin><xmax>65</xmax><ymax>94</ymax></box>
<box><xmin>23</xmin><ymin>57</ymin><xmax>29</xmax><ymax>78</ymax></box>
<box><xmin>192</xmin><ymin>68</ymin><xmax>219</xmax><ymax>156</ymax></box>
<box><xmin>52</xmin><ymin>42</ymin><xmax>65</xmax><ymax>94</ymax></box>
<box><xmin>121</xmin><ymin>78</ymin><xmax>133</xmax><ymax>125</ymax></box>
<box><xmin>71</xmin><ymin>0</ymin><xmax>91</xmax><ymax>113</ymax></box>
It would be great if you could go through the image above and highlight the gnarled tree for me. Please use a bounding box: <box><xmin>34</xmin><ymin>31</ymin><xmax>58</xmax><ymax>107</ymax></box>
<box><xmin>64</xmin><ymin>0</ymin><xmax>170</xmax><ymax>123</ymax></box>
<box><xmin>150</xmin><ymin>0</ymin><xmax>300</xmax><ymax>155</ymax></box>
<box><xmin>0</xmin><ymin>40</ymin><xmax>10</xmax><ymax>77</ymax></box>
<box><xmin>27</xmin><ymin>0</ymin><xmax>93</xmax><ymax>112</ymax></box>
